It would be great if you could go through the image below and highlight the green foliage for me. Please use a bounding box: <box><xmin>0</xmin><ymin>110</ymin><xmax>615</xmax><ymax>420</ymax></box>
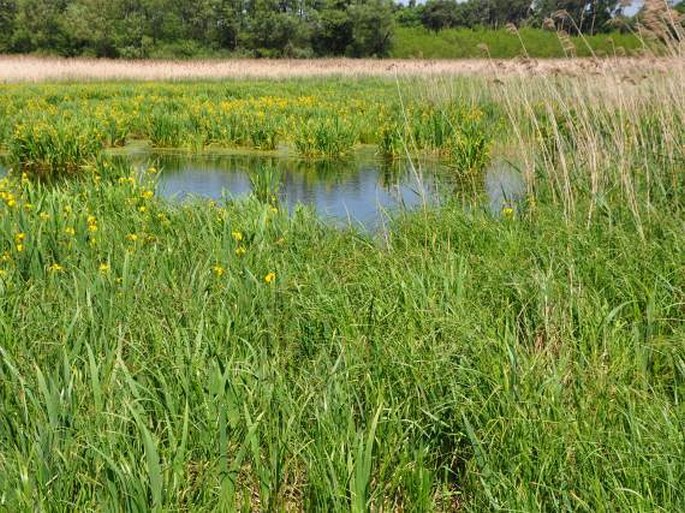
<box><xmin>0</xmin><ymin>141</ymin><xmax>683</xmax><ymax>509</ymax></box>
<box><xmin>0</xmin><ymin>0</ymin><xmax>397</xmax><ymax>58</ymax></box>
<box><xmin>249</xmin><ymin>165</ymin><xmax>281</xmax><ymax>205</ymax></box>
<box><xmin>0</xmin><ymin>0</ymin><xmax>659</xmax><ymax>58</ymax></box>
<box><xmin>535</xmin><ymin>0</ymin><xmax>621</xmax><ymax>34</ymax></box>
<box><xmin>0</xmin><ymin>0</ymin><xmax>17</xmax><ymax>52</ymax></box>
<box><xmin>398</xmin><ymin>0</ymin><xmax>632</xmax><ymax>35</ymax></box>
<box><xmin>0</xmin><ymin>73</ymin><xmax>685</xmax><ymax>510</ymax></box>
<box><xmin>294</xmin><ymin>116</ymin><xmax>358</xmax><ymax>158</ymax></box>
<box><xmin>8</xmin><ymin>118</ymin><xmax>102</xmax><ymax>177</ymax></box>
<box><xmin>313</xmin><ymin>0</ymin><xmax>356</xmax><ymax>55</ymax></box>
<box><xmin>391</xmin><ymin>26</ymin><xmax>643</xmax><ymax>58</ymax></box>
<box><xmin>348</xmin><ymin>0</ymin><xmax>394</xmax><ymax>56</ymax></box>
<box><xmin>0</xmin><ymin>81</ymin><xmax>498</xmax><ymax>168</ymax></box>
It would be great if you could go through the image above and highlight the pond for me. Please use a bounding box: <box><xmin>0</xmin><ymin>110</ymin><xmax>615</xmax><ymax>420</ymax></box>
<box><xmin>135</xmin><ymin>150</ymin><xmax>449</xmax><ymax>229</ymax></box>
<box><xmin>1</xmin><ymin>150</ymin><xmax>526</xmax><ymax>230</ymax></box>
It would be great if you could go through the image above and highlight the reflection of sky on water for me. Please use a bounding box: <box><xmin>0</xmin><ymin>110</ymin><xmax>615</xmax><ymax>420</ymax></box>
<box><xmin>159</xmin><ymin>168</ymin><xmax>252</xmax><ymax>200</ymax></box>
<box><xmin>141</xmin><ymin>152</ymin><xmax>441</xmax><ymax>229</ymax></box>
<box><xmin>1</xmin><ymin>151</ymin><xmax>527</xmax><ymax>229</ymax></box>
<box><xmin>485</xmin><ymin>160</ymin><xmax>526</xmax><ymax>215</ymax></box>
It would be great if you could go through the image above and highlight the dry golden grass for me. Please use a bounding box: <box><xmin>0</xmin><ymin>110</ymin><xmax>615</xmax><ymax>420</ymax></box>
<box><xmin>1</xmin><ymin>55</ymin><xmax>683</xmax><ymax>82</ymax></box>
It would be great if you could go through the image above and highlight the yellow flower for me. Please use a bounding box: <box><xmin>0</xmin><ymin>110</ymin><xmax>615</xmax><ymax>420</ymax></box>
<box><xmin>126</xmin><ymin>233</ymin><xmax>139</xmax><ymax>242</ymax></box>
<box><xmin>0</xmin><ymin>251</ymin><xmax>10</xmax><ymax>263</ymax></box>
<box><xmin>99</xmin><ymin>263</ymin><xmax>110</xmax><ymax>274</ymax></box>
<box><xmin>147</xmin><ymin>166</ymin><xmax>157</xmax><ymax>175</ymax></box>
<box><xmin>269</xmin><ymin>206</ymin><xmax>278</xmax><ymax>214</ymax></box>
<box><xmin>502</xmin><ymin>207</ymin><xmax>514</xmax><ymax>219</ymax></box>
<box><xmin>15</xmin><ymin>244</ymin><xmax>24</xmax><ymax>253</ymax></box>
<box><xmin>14</xmin><ymin>233</ymin><xmax>25</xmax><ymax>244</ymax></box>
<box><xmin>235</xmin><ymin>246</ymin><xmax>246</xmax><ymax>257</ymax></box>
<box><xmin>231</xmin><ymin>231</ymin><xmax>243</xmax><ymax>243</ymax></box>
<box><xmin>138</xmin><ymin>206</ymin><xmax>147</xmax><ymax>213</ymax></box>
<box><xmin>64</xmin><ymin>205</ymin><xmax>72</xmax><ymax>214</ymax></box>
<box><xmin>264</xmin><ymin>272</ymin><xmax>276</xmax><ymax>284</ymax></box>
<box><xmin>65</xmin><ymin>227</ymin><xmax>76</xmax><ymax>237</ymax></box>
<box><xmin>39</xmin><ymin>212</ymin><xmax>50</xmax><ymax>221</ymax></box>
<box><xmin>6</xmin><ymin>198</ymin><xmax>16</xmax><ymax>208</ymax></box>
<box><xmin>141</xmin><ymin>189</ymin><xmax>154</xmax><ymax>200</ymax></box>
<box><xmin>118</xmin><ymin>176</ymin><xmax>136</xmax><ymax>186</ymax></box>
<box><xmin>48</xmin><ymin>263</ymin><xmax>64</xmax><ymax>273</ymax></box>
<box><xmin>0</xmin><ymin>269</ymin><xmax>7</xmax><ymax>278</ymax></box>
<box><xmin>87</xmin><ymin>215</ymin><xmax>98</xmax><ymax>232</ymax></box>
<box><xmin>212</xmin><ymin>265</ymin><xmax>225</xmax><ymax>277</ymax></box>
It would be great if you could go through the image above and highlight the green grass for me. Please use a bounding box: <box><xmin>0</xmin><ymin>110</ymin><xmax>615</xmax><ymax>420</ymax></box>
<box><xmin>0</xmin><ymin>70</ymin><xmax>684</xmax><ymax>510</ymax></box>
<box><xmin>391</xmin><ymin>27</ymin><xmax>645</xmax><ymax>59</ymax></box>
<box><xmin>0</xmin><ymin>80</ymin><xmax>494</xmax><ymax>176</ymax></box>
<box><xmin>0</xmin><ymin>164</ymin><xmax>682</xmax><ymax>511</ymax></box>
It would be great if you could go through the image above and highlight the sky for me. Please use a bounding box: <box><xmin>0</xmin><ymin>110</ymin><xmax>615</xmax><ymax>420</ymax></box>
<box><xmin>624</xmin><ymin>1</ymin><xmax>644</xmax><ymax>16</ymax></box>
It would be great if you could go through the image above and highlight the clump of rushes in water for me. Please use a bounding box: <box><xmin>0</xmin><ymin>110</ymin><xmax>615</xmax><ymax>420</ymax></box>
<box><xmin>1</xmin><ymin>82</ymin><xmax>501</xmax><ymax>171</ymax></box>
<box><xmin>249</xmin><ymin>165</ymin><xmax>280</xmax><ymax>206</ymax></box>
<box><xmin>294</xmin><ymin>116</ymin><xmax>358</xmax><ymax>158</ymax></box>
<box><xmin>9</xmin><ymin>119</ymin><xmax>103</xmax><ymax>178</ymax></box>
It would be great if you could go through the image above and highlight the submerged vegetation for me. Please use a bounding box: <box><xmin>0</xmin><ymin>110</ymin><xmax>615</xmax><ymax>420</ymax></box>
<box><xmin>0</xmin><ymin>65</ymin><xmax>684</xmax><ymax>511</ymax></box>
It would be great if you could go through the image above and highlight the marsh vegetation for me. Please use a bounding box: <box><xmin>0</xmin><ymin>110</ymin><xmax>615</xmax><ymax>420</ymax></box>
<box><xmin>0</xmin><ymin>62</ymin><xmax>683</xmax><ymax>511</ymax></box>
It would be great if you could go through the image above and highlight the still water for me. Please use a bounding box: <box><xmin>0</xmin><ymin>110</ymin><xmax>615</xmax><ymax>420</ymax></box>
<box><xmin>134</xmin><ymin>151</ymin><xmax>525</xmax><ymax>228</ymax></box>
<box><xmin>1</xmin><ymin>150</ymin><xmax>526</xmax><ymax>229</ymax></box>
<box><xmin>131</xmin><ymin>151</ymin><xmax>446</xmax><ymax>229</ymax></box>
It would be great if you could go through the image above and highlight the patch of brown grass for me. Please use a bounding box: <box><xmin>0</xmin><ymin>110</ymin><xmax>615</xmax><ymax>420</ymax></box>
<box><xmin>0</xmin><ymin>55</ymin><xmax>682</xmax><ymax>83</ymax></box>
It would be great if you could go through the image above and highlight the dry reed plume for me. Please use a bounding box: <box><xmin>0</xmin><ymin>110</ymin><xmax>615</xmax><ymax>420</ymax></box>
<box><xmin>0</xmin><ymin>55</ymin><xmax>683</xmax><ymax>83</ymax></box>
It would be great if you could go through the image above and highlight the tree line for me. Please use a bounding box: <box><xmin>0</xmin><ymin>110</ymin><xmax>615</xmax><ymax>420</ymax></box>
<box><xmin>405</xmin><ymin>0</ymin><xmax>628</xmax><ymax>34</ymax></box>
<box><xmin>0</xmin><ymin>0</ymin><xmax>681</xmax><ymax>58</ymax></box>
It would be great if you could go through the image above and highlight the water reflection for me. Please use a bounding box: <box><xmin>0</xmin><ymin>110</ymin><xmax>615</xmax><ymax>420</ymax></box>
<box><xmin>485</xmin><ymin>160</ymin><xmax>526</xmax><ymax>215</ymax></box>
<box><xmin>131</xmin><ymin>152</ymin><xmax>443</xmax><ymax>229</ymax></box>
<box><xmin>0</xmin><ymin>151</ymin><xmax>528</xmax><ymax>228</ymax></box>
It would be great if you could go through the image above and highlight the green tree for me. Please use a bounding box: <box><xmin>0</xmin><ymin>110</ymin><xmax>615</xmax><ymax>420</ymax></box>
<box><xmin>312</xmin><ymin>0</ymin><xmax>354</xmax><ymax>55</ymax></box>
<box><xmin>61</xmin><ymin>0</ymin><xmax>122</xmax><ymax>56</ymax></box>
<box><xmin>0</xmin><ymin>0</ymin><xmax>16</xmax><ymax>52</ymax></box>
<box><xmin>11</xmin><ymin>0</ymin><xmax>71</xmax><ymax>53</ymax></box>
<box><xmin>189</xmin><ymin>0</ymin><xmax>243</xmax><ymax>50</ymax></box>
<box><xmin>348</xmin><ymin>0</ymin><xmax>394</xmax><ymax>56</ymax></box>
<box><xmin>394</xmin><ymin>1</ymin><xmax>423</xmax><ymax>28</ymax></box>
<box><xmin>534</xmin><ymin>0</ymin><xmax>623</xmax><ymax>34</ymax></box>
<box><xmin>420</xmin><ymin>0</ymin><xmax>460</xmax><ymax>32</ymax></box>
<box><xmin>483</xmin><ymin>0</ymin><xmax>532</xmax><ymax>26</ymax></box>
<box><xmin>243</xmin><ymin>0</ymin><xmax>311</xmax><ymax>55</ymax></box>
<box><xmin>419</xmin><ymin>0</ymin><xmax>533</xmax><ymax>31</ymax></box>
